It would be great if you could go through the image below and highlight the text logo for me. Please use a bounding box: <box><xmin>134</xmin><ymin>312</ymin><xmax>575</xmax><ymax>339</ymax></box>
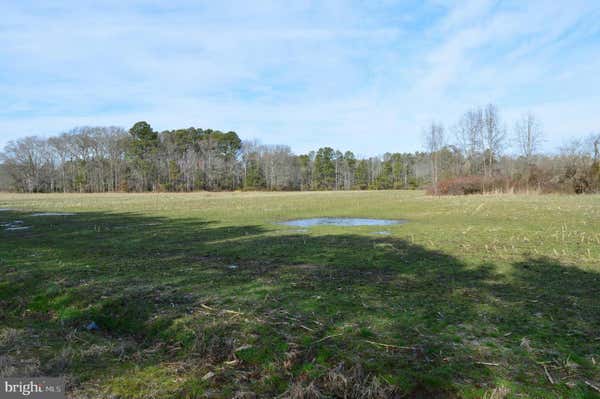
<box><xmin>1</xmin><ymin>378</ymin><xmax>65</xmax><ymax>399</ymax></box>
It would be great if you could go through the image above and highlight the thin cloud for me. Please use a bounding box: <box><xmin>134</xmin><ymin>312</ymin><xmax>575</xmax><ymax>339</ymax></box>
<box><xmin>1</xmin><ymin>1</ymin><xmax>599</xmax><ymax>154</ymax></box>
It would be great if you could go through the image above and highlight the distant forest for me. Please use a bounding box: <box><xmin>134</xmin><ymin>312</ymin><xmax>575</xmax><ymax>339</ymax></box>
<box><xmin>1</xmin><ymin>104</ymin><xmax>599</xmax><ymax>194</ymax></box>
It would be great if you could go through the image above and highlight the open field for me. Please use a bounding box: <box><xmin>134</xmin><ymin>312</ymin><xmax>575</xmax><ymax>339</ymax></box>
<box><xmin>1</xmin><ymin>191</ymin><xmax>600</xmax><ymax>398</ymax></box>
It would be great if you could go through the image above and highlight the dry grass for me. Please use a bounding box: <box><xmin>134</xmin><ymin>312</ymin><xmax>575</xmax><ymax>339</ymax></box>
<box><xmin>1</xmin><ymin>191</ymin><xmax>599</xmax><ymax>398</ymax></box>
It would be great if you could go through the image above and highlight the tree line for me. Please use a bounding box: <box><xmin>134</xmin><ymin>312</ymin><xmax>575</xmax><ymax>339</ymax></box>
<box><xmin>424</xmin><ymin>104</ymin><xmax>599</xmax><ymax>194</ymax></box>
<box><xmin>1</xmin><ymin>105</ymin><xmax>599</xmax><ymax>194</ymax></box>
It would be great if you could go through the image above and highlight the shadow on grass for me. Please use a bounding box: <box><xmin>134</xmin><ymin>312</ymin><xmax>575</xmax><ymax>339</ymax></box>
<box><xmin>1</xmin><ymin>210</ymin><xmax>599</xmax><ymax>398</ymax></box>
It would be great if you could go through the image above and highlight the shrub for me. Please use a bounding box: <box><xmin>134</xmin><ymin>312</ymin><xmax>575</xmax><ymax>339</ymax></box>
<box><xmin>428</xmin><ymin>175</ymin><xmax>514</xmax><ymax>195</ymax></box>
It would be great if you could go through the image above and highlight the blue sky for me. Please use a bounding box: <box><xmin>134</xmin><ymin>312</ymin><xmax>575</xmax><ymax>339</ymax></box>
<box><xmin>1</xmin><ymin>0</ymin><xmax>600</xmax><ymax>155</ymax></box>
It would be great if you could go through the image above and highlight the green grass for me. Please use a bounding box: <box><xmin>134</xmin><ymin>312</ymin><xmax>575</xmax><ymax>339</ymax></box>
<box><xmin>1</xmin><ymin>191</ymin><xmax>599</xmax><ymax>398</ymax></box>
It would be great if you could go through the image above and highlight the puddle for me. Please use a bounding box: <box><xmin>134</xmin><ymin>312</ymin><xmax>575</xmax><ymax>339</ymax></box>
<box><xmin>2</xmin><ymin>221</ymin><xmax>23</xmax><ymax>227</ymax></box>
<box><xmin>0</xmin><ymin>208</ymin><xmax>13</xmax><ymax>212</ymax></box>
<box><xmin>30</xmin><ymin>212</ymin><xmax>76</xmax><ymax>217</ymax></box>
<box><xmin>279</xmin><ymin>218</ymin><xmax>405</xmax><ymax>227</ymax></box>
<box><xmin>3</xmin><ymin>221</ymin><xmax>31</xmax><ymax>232</ymax></box>
<box><xmin>370</xmin><ymin>231</ymin><xmax>391</xmax><ymax>235</ymax></box>
<box><xmin>5</xmin><ymin>226</ymin><xmax>31</xmax><ymax>231</ymax></box>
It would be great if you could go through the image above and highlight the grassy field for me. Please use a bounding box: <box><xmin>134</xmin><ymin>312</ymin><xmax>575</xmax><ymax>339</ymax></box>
<box><xmin>1</xmin><ymin>191</ymin><xmax>599</xmax><ymax>398</ymax></box>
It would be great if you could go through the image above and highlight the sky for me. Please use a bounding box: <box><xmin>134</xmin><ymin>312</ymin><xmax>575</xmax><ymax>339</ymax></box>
<box><xmin>1</xmin><ymin>0</ymin><xmax>600</xmax><ymax>155</ymax></box>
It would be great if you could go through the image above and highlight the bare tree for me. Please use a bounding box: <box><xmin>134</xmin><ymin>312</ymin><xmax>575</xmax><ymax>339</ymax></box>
<box><xmin>591</xmin><ymin>133</ymin><xmax>600</xmax><ymax>162</ymax></box>
<box><xmin>455</xmin><ymin>107</ymin><xmax>483</xmax><ymax>175</ymax></box>
<box><xmin>515</xmin><ymin>112</ymin><xmax>543</xmax><ymax>162</ymax></box>
<box><xmin>2</xmin><ymin>137</ymin><xmax>50</xmax><ymax>192</ymax></box>
<box><xmin>514</xmin><ymin>112</ymin><xmax>544</xmax><ymax>190</ymax></box>
<box><xmin>482</xmin><ymin>104</ymin><xmax>506</xmax><ymax>177</ymax></box>
<box><xmin>424</xmin><ymin>122</ymin><xmax>445</xmax><ymax>191</ymax></box>
<box><xmin>48</xmin><ymin>134</ymin><xmax>70</xmax><ymax>192</ymax></box>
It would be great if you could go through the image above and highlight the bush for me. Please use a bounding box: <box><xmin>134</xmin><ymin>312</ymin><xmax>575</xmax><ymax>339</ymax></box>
<box><xmin>428</xmin><ymin>175</ymin><xmax>513</xmax><ymax>196</ymax></box>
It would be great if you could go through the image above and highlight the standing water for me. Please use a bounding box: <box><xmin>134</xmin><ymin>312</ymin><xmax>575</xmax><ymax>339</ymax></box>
<box><xmin>279</xmin><ymin>218</ymin><xmax>405</xmax><ymax>227</ymax></box>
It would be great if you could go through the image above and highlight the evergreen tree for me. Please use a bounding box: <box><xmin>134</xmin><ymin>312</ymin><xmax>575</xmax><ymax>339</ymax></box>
<box><xmin>128</xmin><ymin>121</ymin><xmax>159</xmax><ymax>191</ymax></box>
<box><xmin>313</xmin><ymin>147</ymin><xmax>336</xmax><ymax>190</ymax></box>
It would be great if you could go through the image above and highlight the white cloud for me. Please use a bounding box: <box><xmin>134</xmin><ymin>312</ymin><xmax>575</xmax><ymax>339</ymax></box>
<box><xmin>1</xmin><ymin>0</ymin><xmax>599</xmax><ymax>155</ymax></box>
